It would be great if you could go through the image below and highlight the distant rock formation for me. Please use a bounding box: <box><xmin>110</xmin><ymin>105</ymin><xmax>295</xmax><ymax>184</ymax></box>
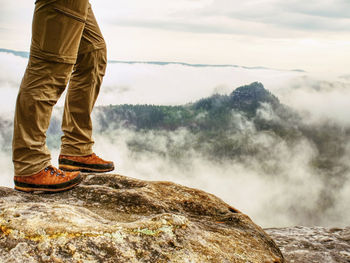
<box><xmin>192</xmin><ymin>81</ymin><xmax>281</xmax><ymax>114</ymax></box>
<box><xmin>0</xmin><ymin>174</ymin><xmax>284</xmax><ymax>262</ymax></box>
<box><xmin>229</xmin><ymin>82</ymin><xmax>280</xmax><ymax>115</ymax></box>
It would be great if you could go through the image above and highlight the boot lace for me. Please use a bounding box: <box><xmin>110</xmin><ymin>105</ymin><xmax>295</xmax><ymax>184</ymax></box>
<box><xmin>44</xmin><ymin>166</ymin><xmax>65</xmax><ymax>178</ymax></box>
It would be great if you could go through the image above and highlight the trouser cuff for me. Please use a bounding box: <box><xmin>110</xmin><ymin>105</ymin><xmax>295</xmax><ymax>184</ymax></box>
<box><xmin>60</xmin><ymin>148</ymin><xmax>93</xmax><ymax>157</ymax></box>
<box><xmin>14</xmin><ymin>160</ymin><xmax>52</xmax><ymax>177</ymax></box>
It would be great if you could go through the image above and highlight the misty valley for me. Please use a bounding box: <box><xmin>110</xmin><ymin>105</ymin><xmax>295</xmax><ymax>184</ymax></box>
<box><xmin>1</xmin><ymin>81</ymin><xmax>349</xmax><ymax>227</ymax></box>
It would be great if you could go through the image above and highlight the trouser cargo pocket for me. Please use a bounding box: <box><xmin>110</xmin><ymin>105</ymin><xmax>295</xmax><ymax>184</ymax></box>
<box><xmin>30</xmin><ymin>0</ymin><xmax>89</xmax><ymax>64</ymax></box>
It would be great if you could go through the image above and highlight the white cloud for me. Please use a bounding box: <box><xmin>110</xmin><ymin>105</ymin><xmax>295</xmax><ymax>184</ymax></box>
<box><xmin>99</xmin><ymin>62</ymin><xmax>302</xmax><ymax>105</ymax></box>
<box><xmin>272</xmin><ymin>76</ymin><xmax>350</xmax><ymax>126</ymax></box>
<box><xmin>0</xmin><ymin>52</ymin><xmax>349</xmax><ymax>228</ymax></box>
<box><xmin>88</xmin><ymin>123</ymin><xmax>349</xmax><ymax>228</ymax></box>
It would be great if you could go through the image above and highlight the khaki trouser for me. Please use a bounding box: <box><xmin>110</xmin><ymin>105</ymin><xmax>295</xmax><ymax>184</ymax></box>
<box><xmin>12</xmin><ymin>0</ymin><xmax>107</xmax><ymax>176</ymax></box>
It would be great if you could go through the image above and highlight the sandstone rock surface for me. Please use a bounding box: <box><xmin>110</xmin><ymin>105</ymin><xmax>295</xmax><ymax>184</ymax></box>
<box><xmin>0</xmin><ymin>173</ymin><xmax>283</xmax><ymax>262</ymax></box>
<box><xmin>267</xmin><ymin>226</ymin><xmax>350</xmax><ymax>263</ymax></box>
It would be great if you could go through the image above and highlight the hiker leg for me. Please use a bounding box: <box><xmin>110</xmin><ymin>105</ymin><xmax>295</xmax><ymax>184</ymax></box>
<box><xmin>61</xmin><ymin>4</ymin><xmax>107</xmax><ymax>156</ymax></box>
<box><xmin>12</xmin><ymin>0</ymin><xmax>89</xmax><ymax>176</ymax></box>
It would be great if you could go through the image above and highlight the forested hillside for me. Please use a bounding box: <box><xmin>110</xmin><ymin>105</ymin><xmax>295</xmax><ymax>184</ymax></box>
<box><xmin>95</xmin><ymin>82</ymin><xmax>348</xmax><ymax>175</ymax></box>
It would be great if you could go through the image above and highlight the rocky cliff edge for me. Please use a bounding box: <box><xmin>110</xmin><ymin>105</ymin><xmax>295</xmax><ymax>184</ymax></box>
<box><xmin>0</xmin><ymin>173</ymin><xmax>283</xmax><ymax>262</ymax></box>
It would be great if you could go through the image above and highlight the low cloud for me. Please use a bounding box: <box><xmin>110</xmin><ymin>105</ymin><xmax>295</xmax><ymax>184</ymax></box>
<box><xmin>271</xmin><ymin>76</ymin><xmax>350</xmax><ymax>126</ymax></box>
<box><xmin>0</xmin><ymin>52</ymin><xmax>349</xmax><ymax>228</ymax></box>
<box><xmin>89</xmin><ymin>109</ymin><xmax>350</xmax><ymax>228</ymax></box>
<box><xmin>101</xmin><ymin>62</ymin><xmax>302</xmax><ymax>105</ymax></box>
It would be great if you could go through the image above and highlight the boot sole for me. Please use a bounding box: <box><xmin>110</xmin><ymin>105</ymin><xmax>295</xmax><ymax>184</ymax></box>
<box><xmin>59</xmin><ymin>164</ymin><xmax>114</xmax><ymax>173</ymax></box>
<box><xmin>14</xmin><ymin>175</ymin><xmax>83</xmax><ymax>193</ymax></box>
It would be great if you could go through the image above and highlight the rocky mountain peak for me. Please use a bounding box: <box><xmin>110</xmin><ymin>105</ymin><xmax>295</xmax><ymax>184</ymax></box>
<box><xmin>230</xmin><ymin>82</ymin><xmax>269</xmax><ymax>98</ymax></box>
<box><xmin>230</xmin><ymin>82</ymin><xmax>280</xmax><ymax>114</ymax></box>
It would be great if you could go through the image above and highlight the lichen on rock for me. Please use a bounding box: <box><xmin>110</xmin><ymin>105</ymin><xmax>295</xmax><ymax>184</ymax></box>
<box><xmin>0</xmin><ymin>173</ymin><xmax>284</xmax><ymax>262</ymax></box>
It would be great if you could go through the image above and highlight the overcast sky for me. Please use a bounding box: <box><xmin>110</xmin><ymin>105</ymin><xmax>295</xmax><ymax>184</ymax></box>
<box><xmin>1</xmin><ymin>0</ymin><xmax>349</xmax><ymax>74</ymax></box>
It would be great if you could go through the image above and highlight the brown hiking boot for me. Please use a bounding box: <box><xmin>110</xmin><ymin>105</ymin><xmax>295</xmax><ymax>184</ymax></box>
<box><xmin>58</xmin><ymin>153</ymin><xmax>114</xmax><ymax>173</ymax></box>
<box><xmin>14</xmin><ymin>166</ymin><xmax>82</xmax><ymax>193</ymax></box>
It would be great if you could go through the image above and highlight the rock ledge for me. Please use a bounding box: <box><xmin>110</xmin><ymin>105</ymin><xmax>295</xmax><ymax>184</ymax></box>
<box><xmin>0</xmin><ymin>173</ymin><xmax>284</xmax><ymax>262</ymax></box>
